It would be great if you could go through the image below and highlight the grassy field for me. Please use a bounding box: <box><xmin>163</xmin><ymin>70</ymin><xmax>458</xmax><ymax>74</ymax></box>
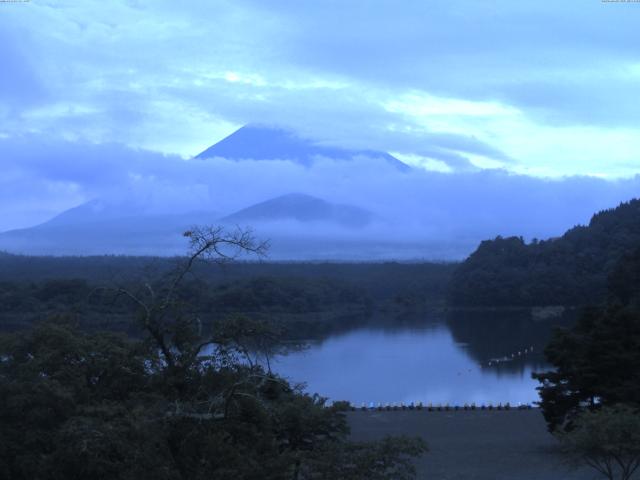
<box><xmin>348</xmin><ymin>409</ymin><xmax>597</xmax><ymax>480</ymax></box>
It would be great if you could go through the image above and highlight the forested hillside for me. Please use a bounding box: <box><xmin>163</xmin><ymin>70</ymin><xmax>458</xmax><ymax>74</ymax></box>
<box><xmin>449</xmin><ymin>199</ymin><xmax>640</xmax><ymax>306</ymax></box>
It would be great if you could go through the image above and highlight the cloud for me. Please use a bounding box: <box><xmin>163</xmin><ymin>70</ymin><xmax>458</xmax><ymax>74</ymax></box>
<box><xmin>1</xmin><ymin>0</ymin><xmax>639</xmax><ymax>179</ymax></box>
<box><xmin>255</xmin><ymin>0</ymin><xmax>640</xmax><ymax>103</ymax></box>
<box><xmin>1</xmin><ymin>137</ymin><xmax>639</xmax><ymax>259</ymax></box>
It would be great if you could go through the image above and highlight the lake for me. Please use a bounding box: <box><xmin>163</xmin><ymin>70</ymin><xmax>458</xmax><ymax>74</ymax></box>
<box><xmin>270</xmin><ymin>309</ymin><xmax>576</xmax><ymax>406</ymax></box>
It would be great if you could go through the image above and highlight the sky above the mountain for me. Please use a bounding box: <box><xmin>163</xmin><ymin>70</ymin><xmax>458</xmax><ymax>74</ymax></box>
<box><xmin>2</xmin><ymin>0</ymin><xmax>640</xmax><ymax>174</ymax></box>
<box><xmin>1</xmin><ymin>0</ymin><xmax>640</xmax><ymax>232</ymax></box>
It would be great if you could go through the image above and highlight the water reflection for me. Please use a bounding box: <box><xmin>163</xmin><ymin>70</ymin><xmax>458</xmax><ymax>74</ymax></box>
<box><xmin>271</xmin><ymin>310</ymin><xmax>577</xmax><ymax>405</ymax></box>
<box><xmin>447</xmin><ymin>308</ymin><xmax>577</xmax><ymax>374</ymax></box>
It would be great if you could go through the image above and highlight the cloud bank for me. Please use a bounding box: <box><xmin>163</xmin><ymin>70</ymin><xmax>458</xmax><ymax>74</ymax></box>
<box><xmin>0</xmin><ymin>0</ymin><xmax>639</xmax><ymax>179</ymax></box>
<box><xmin>1</xmin><ymin>136</ymin><xmax>638</xmax><ymax>259</ymax></box>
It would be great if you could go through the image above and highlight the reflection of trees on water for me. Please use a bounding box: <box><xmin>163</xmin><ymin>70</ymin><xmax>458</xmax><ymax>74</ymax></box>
<box><xmin>366</xmin><ymin>309</ymin><xmax>447</xmax><ymax>332</ymax></box>
<box><xmin>300</xmin><ymin>308</ymin><xmax>447</xmax><ymax>347</ymax></box>
<box><xmin>285</xmin><ymin>306</ymin><xmax>580</xmax><ymax>379</ymax></box>
<box><xmin>446</xmin><ymin>308</ymin><xmax>579</xmax><ymax>376</ymax></box>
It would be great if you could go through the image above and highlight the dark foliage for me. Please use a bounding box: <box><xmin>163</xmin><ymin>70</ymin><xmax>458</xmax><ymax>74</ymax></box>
<box><xmin>0</xmin><ymin>228</ymin><xmax>428</xmax><ymax>479</ymax></box>
<box><xmin>534</xmin><ymin>247</ymin><xmax>640</xmax><ymax>432</ymax></box>
<box><xmin>0</xmin><ymin>321</ymin><xmax>428</xmax><ymax>479</ymax></box>
<box><xmin>0</xmin><ymin>261</ymin><xmax>453</xmax><ymax>338</ymax></box>
<box><xmin>449</xmin><ymin>199</ymin><xmax>640</xmax><ymax>306</ymax></box>
<box><xmin>0</xmin><ymin>254</ymin><xmax>454</xmax><ymax>302</ymax></box>
<box><xmin>558</xmin><ymin>405</ymin><xmax>640</xmax><ymax>480</ymax></box>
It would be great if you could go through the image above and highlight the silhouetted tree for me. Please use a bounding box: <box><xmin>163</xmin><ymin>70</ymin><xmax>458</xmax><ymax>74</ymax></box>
<box><xmin>0</xmin><ymin>226</ymin><xmax>427</xmax><ymax>479</ymax></box>
<box><xmin>534</xmin><ymin>246</ymin><xmax>640</xmax><ymax>432</ymax></box>
<box><xmin>559</xmin><ymin>405</ymin><xmax>640</xmax><ymax>480</ymax></box>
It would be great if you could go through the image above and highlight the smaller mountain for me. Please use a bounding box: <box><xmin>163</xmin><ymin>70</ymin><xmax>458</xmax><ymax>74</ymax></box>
<box><xmin>0</xmin><ymin>205</ymin><xmax>220</xmax><ymax>256</ymax></box>
<box><xmin>196</xmin><ymin>124</ymin><xmax>410</xmax><ymax>171</ymax></box>
<box><xmin>221</xmin><ymin>193</ymin><xmax>373</xmax><ymax>228</ymax></box>
<box><xmin>34</xmin><ymin>199</ymin><xmax>136</xmax><ymax>227</ymax></box>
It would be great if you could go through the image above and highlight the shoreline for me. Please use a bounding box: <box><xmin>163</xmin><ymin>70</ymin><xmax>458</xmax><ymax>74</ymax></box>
<box><xmin>343</xmin><ymin>403</ymin><xmax>537</xmax><ymax>411</ymax></box>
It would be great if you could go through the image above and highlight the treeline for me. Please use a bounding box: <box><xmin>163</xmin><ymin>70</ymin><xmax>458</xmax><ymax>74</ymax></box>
<box><xmin>449</xmin><ymin>198</ymin><xmax>640</xmax><ymax>306</ymax></box>
<box><xmin>0</xmin><ymin>259</ymin><xmax>455</xmax><ymax>338</ymax></box>
<box><xmin>0</xmin><ymin>254</ymin><xmax>453</xmax><ymax>302</ymax></box>
<box><xmin>0</xmin><ymin>276</ymin><xmax>368</xmax><ymax>337</ymax></box>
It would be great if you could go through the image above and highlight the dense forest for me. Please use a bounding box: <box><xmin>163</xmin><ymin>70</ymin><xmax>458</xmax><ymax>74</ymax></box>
<box><xmin>0</xmin><ymin>254</ymin><xmax>454</xmax><ymax>339</ymax></box>
<box><xmin>449</xmin><ymin>199</ymin><xmax>640</xmax><ymax>307</ymax></box>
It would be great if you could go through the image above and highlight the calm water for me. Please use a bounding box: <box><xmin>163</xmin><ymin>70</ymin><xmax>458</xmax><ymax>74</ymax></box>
<box><xmin>271</xmin><ymin>310</ymin><xmax>575</xmax><ymax>406</ymax></box>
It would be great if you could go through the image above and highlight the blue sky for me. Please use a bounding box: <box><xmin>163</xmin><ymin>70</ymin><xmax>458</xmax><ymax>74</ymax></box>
<box><xmin>1</xmin><ymin>0</ymin><xmax>640</xmax><ymax>231</ymax></box>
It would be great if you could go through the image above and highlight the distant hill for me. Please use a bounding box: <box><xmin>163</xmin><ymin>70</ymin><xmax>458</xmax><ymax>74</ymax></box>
<box><xmin>449</xmin><ymin>198</ymin><xmax>640</xmax><ymax>306</ymax></box>
<box><xmin>34</xmin><ymin>199</ymin><xmax>157</xmax><ymax>227</ymax></box>
<box><xmin>221</xmin><ymin>193</ymin><xmax>373</xmax><ymax>227</ymax></box>
<box><xmin>0</xmin><ymin>208</ymin><xmax>220</xmax><ymax>256</ymax></box>
<box><xmin>196</xmin><ymin>124</ymin><xmax>410</xmax><ymax>171</ymax></box>
<box><xmin>0</xmin><ymin>193</ymin><xmax>407</xmax><ymax>258</ymax></box>
<box><xmin>0</xmin><ymin>192</ymin><xmax>445</xmax><ymax>259</ymax></box>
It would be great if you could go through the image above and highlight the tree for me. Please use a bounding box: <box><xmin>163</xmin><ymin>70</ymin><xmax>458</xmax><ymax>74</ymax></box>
<box><xmin>0</xmin><ymin>226</ymin><xmax>428</xmax><ymax>479</ymax></box>
<box><xmin>533</xmin><ymin>305</ymin><xmax>640</xmax><ymax>432</ymax></box>
<box><xmin>534</xmin><ymin>245</ymin><xmax>640</xmax><ymax>433</ymax></box>
<box><xmin>212</xmin><ymin>314</ymin><xmax>284</xmax><ymax>373</ymax></box>
<box><xmin>113</xmin><ymin>225</ymin><xmax>269</xmax><ymax>374</ymax></box>
<box><xmin>558</xmin><ymin>405</ymin><xmax>640</xmax><ymax>480</ymax></box>
<box><xmin>306</xmin><ymin>436</ymin><xmax>427</xmax><ymax>480</ymax></box>
<box><xmin>449</xmin><ymin>199</ymin><xmax>640</xmax><ymax>307</ymax></box>
<box><xmin>608</xmin><ymin>246</ymin><xmax>640</xmax><ymax>307</ymax></box>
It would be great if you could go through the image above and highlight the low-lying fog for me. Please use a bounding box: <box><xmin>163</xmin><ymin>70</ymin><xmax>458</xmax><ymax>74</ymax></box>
<box><xmin>2</xmin><ymin>131</ymin><xmax>638</xmax><ymax>260</ymax></box>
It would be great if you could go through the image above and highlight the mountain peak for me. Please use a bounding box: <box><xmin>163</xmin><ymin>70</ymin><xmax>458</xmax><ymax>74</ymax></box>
<box><xmin>196</xmin><ymin>124</ymin><xmax>409</xmax><ymax>170</ymax></box>
<box><xmin>221</xmin><ymin>192</ymin><xmax>373</xmax><ymax>227</ymax></box>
